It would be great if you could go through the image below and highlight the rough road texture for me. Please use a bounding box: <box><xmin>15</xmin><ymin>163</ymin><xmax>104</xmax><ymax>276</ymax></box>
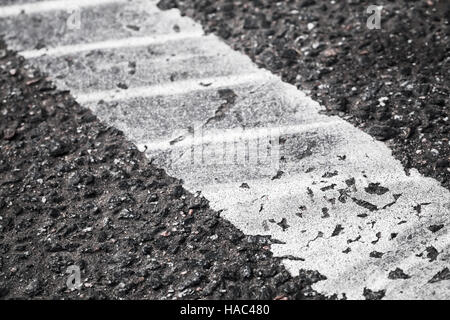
<box><xmin>157</xmin><ymin>0</ymin><xmax>450</xmax><ymax>190</ymax></box>
<box><xmin>0</xmin><ymin>0</ymin><xmax>449</xmax><ymax>300</ymax></box>
<box><xmin>0</xmin><ymin>42</ymin><xmax>327</xmax><ymax>300</ymax></box>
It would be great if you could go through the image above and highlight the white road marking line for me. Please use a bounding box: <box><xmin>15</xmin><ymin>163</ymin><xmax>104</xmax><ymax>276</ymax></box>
<box><xmin>74</xmin><ymin>73</ymin><xmax>270</xmax><ymax>103</ymax></box>
<box><xmin>20</xmin><ymin>32</ymin><xmax>204</xmax><ymax>59</ymax></box>
<box><xmin>0</xmin><ymin>0</ymin><xmax>128</xmax><ymax>17</ymax></box>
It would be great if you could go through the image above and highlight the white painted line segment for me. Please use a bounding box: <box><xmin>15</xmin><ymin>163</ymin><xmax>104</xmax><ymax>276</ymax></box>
<box><xmin>20</xmin><ymin>32</ymin><xmax>204</xmax><ymax>59</ymax></box>
<box><xmin>74</xmin><ymin>73</ymin><xmax>269</xmax><ymax>103</ymax></box>
<box><xmin>136</xmin><ymin>120</ymin><xmax>342</xmax><ymax>152</ymax></box>
<box><xmin>0</xmin><ymin>0</ymin><xmax>128</xmax><ymax>17</ymax></box>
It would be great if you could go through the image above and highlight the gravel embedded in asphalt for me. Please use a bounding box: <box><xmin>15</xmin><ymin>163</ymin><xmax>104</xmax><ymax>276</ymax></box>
<box><xmin>157</xmin><ymin>0</ymin><xmax>450</xmax><ymax>190</ymax></box>
<box><xmin>0</xmin><ymin>40</ymin><xmax>331</xmax><ymax>300</ymax></box>
<box><xmin>1</xmin><ymin>0</ymin><xmax>448</xmax><ymax>301</ymax></box>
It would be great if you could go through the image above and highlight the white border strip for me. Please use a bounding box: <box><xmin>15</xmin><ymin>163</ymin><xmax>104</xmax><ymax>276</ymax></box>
<box><xmin>0</xmin><ymin>0</ymin><xmax>128</xmax><ymax>17</ymax></box>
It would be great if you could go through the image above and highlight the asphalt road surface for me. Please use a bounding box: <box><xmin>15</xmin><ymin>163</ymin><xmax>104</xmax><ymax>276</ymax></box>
<box><xmin>0</xmin><ymin>0</ymin><xmax>449</xmax><ymax>300</ymax></box>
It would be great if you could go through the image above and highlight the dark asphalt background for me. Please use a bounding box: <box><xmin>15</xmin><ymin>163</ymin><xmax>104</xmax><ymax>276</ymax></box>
<box><xmin>158</xmin><ymin>0</ymin><xmax>450</xmax><ymax>190</ymax></box>
<box><xmin>0</xmin><ymin>0</ymin><xmax>449</xmax><ymax>300</ymax></box>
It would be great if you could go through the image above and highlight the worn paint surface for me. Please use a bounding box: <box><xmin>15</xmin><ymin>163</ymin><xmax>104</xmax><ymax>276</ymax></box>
<box><xmin>0</xmin><ymin>0</ymin><xmax>449</xmax><ymax>299</ymax></box>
